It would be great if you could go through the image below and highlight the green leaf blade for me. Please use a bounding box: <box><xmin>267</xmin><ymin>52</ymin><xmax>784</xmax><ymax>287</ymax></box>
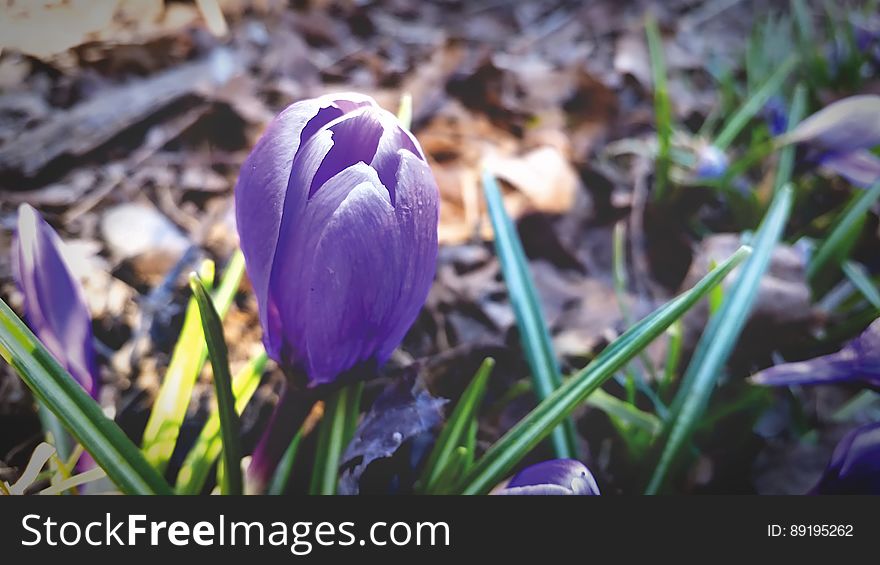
<box><xmin>175</xmin><ymin>350</ymin><xmax>267</xmax><ymax>495</ymax></box>
<box><xmin>190</xmin><ymin>274</ymin><xmax>242</xmax><ymax>496</ymax></box>
<box><xmin>647</xmin><ymin>184</ymin><xmax>794</xmax><ymax>494</ymax></box>
<box><xmin>483</xmin><ymin>170</ymin><xmax>578</xmax><ymax>460</ymax></box>
<box><xmin>457</xmin><ymin>245</ymin><xmax>751</xmax><ymax>495</ymax></box>
<box><xmin>0</xmin><ymin>298</ymin><xmax>172</xmax><ymax>495</ymax></box>
<box><xmin>142</xmin><ymin>250</ymin><xmax>245</xmax><ymax>472</ymax></box>
<box><xmin>420</xmin><ymin>357</ymin><xmax>495</xmax><ymax>493</ymax></box>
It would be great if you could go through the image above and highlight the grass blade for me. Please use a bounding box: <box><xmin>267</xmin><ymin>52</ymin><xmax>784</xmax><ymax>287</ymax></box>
<box><xmin>419</xmin><ymin>357</ymin><xmax>495</xmax><ymax>493</ymax></box>
<box><xmin>175</xmin><ymin>350</ymin><xmax>267</xmax><ymax>494</ymax></box>
<box><xmin>807</xmin><ymin>179</ymin><xmax>880</xmax><ymax>281</ymax></box>
<box><xmin>773</xmin><ymin>84</ymin><xmax>807</xmax><ymax>195</ymax></box>
<box><xmin>841</xmin><ymin>261</ymin><xmax>880</xmax><ymax>310</ymax></box>
<box><xmin>456</xmin><ymin>245</ymin><xmax>751</xmax><ymax>495</ymax></box>
<box><xmin>0</xmin><ymin>298</ymin><xmax>172</xmax><ymax>494</ymax></box>
<box><xmin>142</xmin><ymin>250</ymin><xmax>245</xmax><ymax>472</ymax></box>
<box><xmin>397</xmin><ymin>92</ymin><xmax>413</xmax><ymax>130</ymax></box>
<box><xmin>646</xmin><ymin>14</ymin><xmax>673</xmax><ymax>199</ymax></box>
<box><xmin>646</xmin><ymin>184</ymin><xmax>794</xmax><ymax>494</ymax></box>
<box><xmin>660</xmin><ymin>318</ymin><xmax>683</xmax><ymax>397</ymax></box>
<box><xmin>267</xmin><ymin>429</ymin><xmax>305</xmax><ymax>495</ymax></box>
<box><xmin>483</xmin><ymin>170</ymin><xmax>578</xmax><ymax>460</ymax></box>
<box><xmin>713</xmin><ymin>54</ymin><xmax>798</xmax><ymax>150</ymax></box>
<box><xmin>309</xmin><ymin>383</ymin><xmax>363</xmax><ymax>495</ymax></box>
<box><xmin>190</xmin><ymin>274</ymin><xmax>242</xmax><ymax>496</ymax></box>
<box><xmin>586</xmin><ymin>388</ymin><xmax>662</xmax><ymax>436</ymax></box>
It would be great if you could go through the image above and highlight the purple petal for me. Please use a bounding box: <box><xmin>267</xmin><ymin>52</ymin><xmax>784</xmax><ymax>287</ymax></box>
<box><xmin>307</xmin><ymin>107</ymin><xmax>389</xmax><ymax>198</ymax></box>
<box><xmin>497</xmin><ymin>459</ymin><xmax>600</xmax><ymax>495</ymax></box>
<box><xmin>298</xmin><ymin>155</ymin><xmax>437</xmax><ymax>384</ymax></box>
<box><xmin>750</xmin><ymin>319</ymin><xmax>880</xmax><ymax>388</ymax></box>
<box><xmin>820</xmin><ymin>150</ymin><xmax>880</xmax><ymax>188</ymax></box>
<box><xmin>814</xmin><ymin>422</ymin><xmax>880</xmax><ymax>494</ymax></box>
<box><xmin>268</xmin><ymin>163</ymin><xmax>383</xmax><ymax>375</ymax></box>
<box><xmin>779</xmin><ymin>95</ymin><xmax>880</xmax><ymax>154</ymax></box>
<box><xmin>12</xmin><ymin>204</ymin><xmax>99</xmax><ymax>398</ymax></box>
<box><xmin>235</xmin><ymin>93</ymin><xmax>375</xmax><ymax>355</ymax></box>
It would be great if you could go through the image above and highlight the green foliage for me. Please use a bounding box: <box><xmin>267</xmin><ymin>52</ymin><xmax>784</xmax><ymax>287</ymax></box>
<box><xmin>0</xmin><ymin>298</ymin><xmax>172</xmax><ymax>495</ymax></box>
<box><xmin>190</xmin><ymin>274</ymin><xmax>243</xmax><ymax>496</ymax></box>
<box><xmin>483</xmin><ymin>170</ymin><xmax>578</xmax><ymax>459</ymax></box>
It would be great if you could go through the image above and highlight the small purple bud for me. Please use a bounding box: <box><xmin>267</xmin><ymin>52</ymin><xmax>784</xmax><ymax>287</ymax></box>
<box><xmin>850</xmin><ymin>14</ymin><xmax>880</xmax><ymax>60</ymax></box>
<box><xmin>749</xmin><ymin>318</ymin><xmax>880</xmax><ymax>389</ymax></box>
<box><xmin>12</xmin><ymin>204</ymin><xmax>100</xmax><ymax>398</ymax></box>
<box><xmin>235</xmin><ymin>93</ymin><xmax>439</xmax><ymax>387</ymax></box>
<box><xmin>762</xmin><ymin>95</ymin><xmax>788</xmax><ymax>137</ymax></box>
<box><xmin>495</xmin><ymin>459</ymin><xmax>600</xmax><ymax>495</ymax></box>
<box><xmin>695</xmin><ymin>145</ymin><xmax>729</xmax><ymax>179</ymax></box>
<box><xmin>813</xmin><ymin>422</ymin><xmax>880</xmax><ymax>495</ymax></box>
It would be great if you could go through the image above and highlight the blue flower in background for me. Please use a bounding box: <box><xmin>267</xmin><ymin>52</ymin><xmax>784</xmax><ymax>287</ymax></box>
<box><xmin>12</xmin><ymin>204</ymin><xmax>100</xmax><ymax>399</ymax></box>
<box><xmin>813</xmin><ymin>421</ymin><xmax>880</xmax><ymax>494</ymax></box>
<box><xmin>495</xmin><ymin>459</ymin><xmax>600</xmax><ymax>495</ymax></box>
<box><xmin>762</xmin><ymin>95</ymin><xmax>788</xmax><ymax>137</ymax></box>
<box><xmin>695</xmin><ymin>144</ymin><xmax>730</xmax><ymax>179</ymax></box>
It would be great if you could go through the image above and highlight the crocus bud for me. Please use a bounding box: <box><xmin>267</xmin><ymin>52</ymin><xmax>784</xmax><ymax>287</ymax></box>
<box><xmin>12</xmin><ymin>204</ymin><xmax>100</xmax><ymax>398</ymax></box>
<box><xmin>235</xmin><ymin>93</ymin><xmax>439</xmax><ymax>387</ymax></box>
<box><xmin>694</xmin><ymin>144</ymin><xmax>729</xmax><ymax>179</ymax></box>
<box><xmin>813</xmin><ymin>422</ymin><xmax>880</xmax><ymax>495</ymax></box>
<box><xmin>749</xmin><ymin>318</ymin><xmax>880</xmax><ymax>389</ymax></box>
<box><xmin>495</xmin><ymin>459</ymin><xmax>600</xmax><ymax>495</ymax></box>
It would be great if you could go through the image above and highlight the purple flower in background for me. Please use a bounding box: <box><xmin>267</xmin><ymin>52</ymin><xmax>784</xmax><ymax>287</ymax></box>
<box><xmin>12</xmin><ymin>204</ymin><xmax>100</xmax><ymax>398</ymax></box>
<box><xmin>762</xmin><ymin>95</ymin><xmax>788</xmax><ymax>137</ymax></box>
<box><xmin>813</xmin><ymin>422</ymin><xmax>880</xmax><ymax>494</ymax></box>
<box><xmin>495</xmin><ymin>459</ymin><xmax>600</xmax><ymax>495</ymax></box>
<box><xmin>749</xmin><ymin>319</ymin><xmax>880</xmax><ymax>388</ymax></box>
<box><xmin>235</xmin><ymin>92</ymin><xmax>439</xmax><ymax>387</ymax></box>
<box><xmin>694</xmin><ymin>144</ymin><xmax>729</xmax><ymax>179</ymax></box>
<box><xmin>777</xmin><ymin>95</ymin><xmax>880</xmax><ymax>189</ymax></box>
<box><xmin>850</xmin><ymin>14</ymin><xmax>880</xmax><ymax>65</ymax></box>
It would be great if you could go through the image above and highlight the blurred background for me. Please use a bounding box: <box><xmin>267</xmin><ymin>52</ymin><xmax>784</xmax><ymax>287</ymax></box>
<box><xmin>1</xmin><ymin>0</ymin><xmax>879</xmax><ymax>494</ymax></box>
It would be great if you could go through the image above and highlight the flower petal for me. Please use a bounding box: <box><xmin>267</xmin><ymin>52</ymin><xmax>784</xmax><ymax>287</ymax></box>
<box><xmin>370</xmin><ymin>151</ymin><xmax>439</xmax><ymax>364</ymax></box>
<box><xmin>307</xmin><ymin>107</ymin><xmax>387</xmax><ymax>198</ymax></box>
<box><xmin>235</xmin><ymin>94</ymin><xmax>374</xmax><ymax>349</ymax></box>
<box><xmin>302</xmin><ymin>176</ymin><xmax>403</xmax><ymax>384</ymax></box>
<box><xmin>13</xmin><ymin>204</ymin><xmax>99</xmax><ymax>397</ymax></box>
<box><xmin>268</xmin><ymin>163</ymin><xmax>386</xmax><ymax>369</ymax></box>
<box><xmin>778</xmin><ymin>95</ymin><xmax>880</xmax><ymax>154</ymax></box>
<box><xmin>821</xmin><ymin>149</ymin><xmax>880</xmax><ymax>188</ymax></box>
<box><xmin>814</xmin><ymin>422</ymin><xmax>880</xmax><ymax>494</ymax></box>
<box><xmin>499</xmin><ymin>459</ymin><xmax>600</xmax><ymax>495</ymax></box>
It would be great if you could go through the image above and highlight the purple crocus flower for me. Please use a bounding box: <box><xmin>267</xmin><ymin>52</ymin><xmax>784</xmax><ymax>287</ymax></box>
<box><xmin>813</xmin><ymin>422</ymin><xmax>880</xmax><ymax>494</ymax></box>
<box><xmin>762</xmin><ymin>95</ymin><xmax>788</xmax><ymax>137</ymax></box>
<box><xmin>12</xmin><ymin>204</ymin><xmax>100</xmax><ymax>398</ymax></box>
<box><xmin>235</xmin><ymin>92</ymin><xmax>439</xmax><ymax>388</ymax></box>
<box><xmin>749</xmin><ymin>319</ymin><xmax>880</xmax><ymax>388</ymax></box>
<box><xmin>694</xmin><ymin>144</ymin><xmax>729</xmax><ymax>179</ymax></box>
<box><xmin>236</xmin><ymin>93</ymin><xmax>439</xmax><ymax>492</ymax></box>
<box><xmin>495</xmin><ymin>459</ymin><xmax>600</xmax><ymax>495</ymax></box>
<box><xmin>777</xmin><ymin>95</ymin><xmax>880</xmax><ymax>188</ymax></box>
